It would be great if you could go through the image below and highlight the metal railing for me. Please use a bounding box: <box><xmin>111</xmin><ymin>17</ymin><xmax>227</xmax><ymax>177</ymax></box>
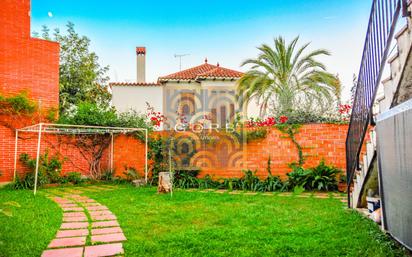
<box><xmin>346</xmin><ymin>0</ymin><xmax>410</xmax><ymax>188</ymax></box>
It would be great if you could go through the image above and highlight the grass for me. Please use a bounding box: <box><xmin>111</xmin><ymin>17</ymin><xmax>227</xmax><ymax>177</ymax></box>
<box><xmin>83</xmin><ymin>185</ymin><xmax>406</xmax><ymax>257</ymax></box>
<box><xmin>0</xmin><ymin>189</ymin><xmax>62</xmax><ymax>257</ymax></box>
<box><xmin>0</xmin><ymin>185</ymin><xmax>408</xmax><ymax>257</ymax></box>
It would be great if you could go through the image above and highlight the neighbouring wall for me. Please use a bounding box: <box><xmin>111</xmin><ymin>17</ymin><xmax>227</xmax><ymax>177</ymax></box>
<box><xmin>0</xmin><ymin>0</ymin><xmax>60</xmax><ymax>183</ymax></box>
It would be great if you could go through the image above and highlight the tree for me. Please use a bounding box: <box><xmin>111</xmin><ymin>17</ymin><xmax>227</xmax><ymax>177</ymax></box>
<box><xmin>237</xmin><ymin>36</ymin><xmax>341</xmax><ymax>117</ymax></box>
<box><xmin>34</xmin><ymin>22</ymin><xmax>111</xmax><ymax>115</ymax></box>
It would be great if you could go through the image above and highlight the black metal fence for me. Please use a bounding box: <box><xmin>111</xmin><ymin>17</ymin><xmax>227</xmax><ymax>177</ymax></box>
<box><xmin>346</xmin><ymin>0</ymin><xmax>408</xmax><ymax>186</ymax></box>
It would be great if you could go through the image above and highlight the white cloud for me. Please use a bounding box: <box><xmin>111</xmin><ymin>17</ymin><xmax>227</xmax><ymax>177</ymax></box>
<box><xmin>48</xmin><ymin>12</ymin><xmax>53</xmax><ymax>18</ymax></box>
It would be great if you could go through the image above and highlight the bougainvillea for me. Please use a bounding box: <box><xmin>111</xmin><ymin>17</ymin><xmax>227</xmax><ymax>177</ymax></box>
<box><xmin>146</xmin><ymin>103</ymin><xmax>166</xmax><ymax>128</ymax></box>
<box><xmin>245</xmin><ymin>116</ymin><xmax>288</xmax><ymax>128</ymax></box>
<box><xmin>338</xmin><ymin>104</ymin><xmax>352</xmax><ymax>121</ymax></box>
<box><xmin>279</xmin><ymin>116</ymin><xmax>288</xmax><ymax>124</ymax></box>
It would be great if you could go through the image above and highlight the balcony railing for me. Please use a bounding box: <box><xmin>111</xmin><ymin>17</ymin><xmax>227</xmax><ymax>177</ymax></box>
<box><xmin>346</xmin><ymin>0</ymin><xmax>410</xmax><ymax>189</ymax></box>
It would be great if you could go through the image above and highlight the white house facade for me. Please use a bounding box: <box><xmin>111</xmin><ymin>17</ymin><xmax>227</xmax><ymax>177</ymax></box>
<box><xmin>110</xmin><ymin>47</ymin><xmax>251</xmax><ymax>130</ymax></box>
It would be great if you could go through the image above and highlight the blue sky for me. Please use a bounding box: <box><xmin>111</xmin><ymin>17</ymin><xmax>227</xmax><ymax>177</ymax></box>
<box><xmin>31</xmin><ymin>0</ymin><xmax>373</xmax><ymax>101</ymax></box>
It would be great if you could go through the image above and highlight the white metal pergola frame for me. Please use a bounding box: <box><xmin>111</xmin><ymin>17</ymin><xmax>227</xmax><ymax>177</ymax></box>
<box><xmin>13</xmin><ymin>123</ymin><xmax>148</xmax><ymax>195</ymax></box>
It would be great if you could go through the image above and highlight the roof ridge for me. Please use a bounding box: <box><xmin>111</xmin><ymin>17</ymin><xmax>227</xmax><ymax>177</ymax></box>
<box><xmin>109</xmin><ymin>82</ymin><xmax>162</xmax><ymax>87</ymax></box>
<box><xmin>159</xmin><ymin>63</ymin><xmax>217</xmax><ymax>80</ymax></box>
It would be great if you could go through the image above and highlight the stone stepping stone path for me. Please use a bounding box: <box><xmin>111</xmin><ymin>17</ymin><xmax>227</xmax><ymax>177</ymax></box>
<box><xmin>42</xmin><ymin>192</ymin><xmax>126</xmax><ymax>257</ymax></box>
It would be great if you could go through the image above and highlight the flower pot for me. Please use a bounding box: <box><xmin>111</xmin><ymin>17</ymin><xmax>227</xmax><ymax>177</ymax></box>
<box><xmin>158</xmin><ymin>172</ymin><xmax>172</xmax><ymax>193</ymax></box>
<box><xmin>338</xmin><ymin>183</ymin><xmax>347</xmax><ymax>192</ymax></box>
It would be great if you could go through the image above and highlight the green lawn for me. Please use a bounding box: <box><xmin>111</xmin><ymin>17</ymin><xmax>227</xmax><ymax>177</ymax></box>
<box><xmin>0</xmin><ymin>189</ymin><xmax>62</xmax><ymax>257</ymax></box>
<box><xmin>0</xmin><ymin>185</ymin><xmax>407</xmax><ymax>257</ymax></box>
<box><xmin>85</xmin><ymin>186</ymin><xmax>405</xmax><ymax>257</ymax></box>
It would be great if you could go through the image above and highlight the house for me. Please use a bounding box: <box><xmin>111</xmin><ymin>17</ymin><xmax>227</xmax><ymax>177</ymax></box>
<box><xmin>110</xmin><ymin>47</ymin><xmax>246</xmax><ymax>130</ymax></box>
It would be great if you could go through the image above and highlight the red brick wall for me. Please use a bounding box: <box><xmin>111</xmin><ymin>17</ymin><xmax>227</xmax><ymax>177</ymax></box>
<box><xmin>108</xmin><ymin>124</ymin><xmax>348</xmax><ymax>180</ymax></box>
<box><xmin>196</xmin><ymin>125</ymin><xmax>348</xmax><ymax>179</ymax></box>
<box><xmin>0</xmin><ymin>0</ymin><xmax>60</xmax><ymax>182</ymax></box>
<box><xmin>0</xmin><ymin>124</ymin><xmax>348</xmax><ymax>182</ymax></box>
<box><xmin>0</xmin><ymin>0</ymin><xmax>60</xmax><ymax>108</ymax></box>
<box><xmin>112</xmin><ymin>135</ymin><xmax>147</xmax><ymax>177</ymax></box>
<box><xmin>244</xmin><ymin>124</ymin><xmax>348</xmax><ymax>178</ymax></box>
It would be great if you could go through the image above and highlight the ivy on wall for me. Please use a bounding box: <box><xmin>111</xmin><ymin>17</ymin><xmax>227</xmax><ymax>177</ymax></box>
<box><xmin>0</xmin><ymin>92</ymin><xmax>36</xmax><ymax>115</ymax></box>
<box><xmin>276</xmin><ymin>124</ymin><xmax>304</xmax><ymax>166</ymax></box>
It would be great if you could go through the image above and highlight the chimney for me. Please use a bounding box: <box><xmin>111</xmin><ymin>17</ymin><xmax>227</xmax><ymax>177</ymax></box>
<box><xmin>136</xmin><ymin>47</ymin><xmax>146</xmax><ymax>83</ymax></box>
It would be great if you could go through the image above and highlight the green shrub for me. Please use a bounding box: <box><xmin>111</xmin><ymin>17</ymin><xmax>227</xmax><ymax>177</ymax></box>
<box><xmin>309</xmin><ymin>160</ymin><xmax>340</xmax><ymax>191</ymax></box>
<box><xmin>286</xmin><ymin>165</ymin><xmax>312</xmax><ymax>190</ymax></box>
<box><xmin>100</xmin><ymin>169</ymin><xmax>115</xmax><ymax>181</ymax></box>
<box><xmin>11</xmin><ymin>171</ymin><xmax>50</xmax><ymax>190</ymax></box>
<box><xmin>66</xmin><ymin>172</ymin><xmax>83</xmax><ymax>184</ymax></box>
<box><xmin>246</xmin><ymin>128</ymin><xmax>268</xmax><ymax>142</ymax></box>
<box><xmin>198</xmin><ymin>175</ymin><xmax>220</xmax><ymax>189</ymax></box>
<box><xmin>13</xmin><ymin>151</ymin><xmax>64</xmax><ymax>189</ymax></box>
<box><xmin>19</xmin><ymin>152</ymin><xmax>63</xmax><ymax>184</ymax></box>
<box><xmin>123</xmin><ymin>167</ymin><xmax>140</xmax><ymax>182</ymax></box>
<box><xmin>285</xmin><ymin>161</ymin><xmax>340</xmax><ymax>191</ymax></box>
<box><xmin>219</xmin><ymin>177</ymin><xmax>237</xmax><ymax>190</ymax></box>
<box><xmin>173</xmin><ymin>169</ymin><xmax>200</xmax><ymax>189</ymax></box>
<box><xmin>262</xmin><ymin>175</ymin><xmax>284</xmax><ymax>192</ymax></box>
<box><xmin>239</xmin><ymin>169</ymin><xmax>261</xmax><ymax>191</ymax></box>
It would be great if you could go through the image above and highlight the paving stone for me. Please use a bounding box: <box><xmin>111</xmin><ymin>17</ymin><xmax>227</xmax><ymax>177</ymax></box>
<box><xmin>61</xmin><ymin>222</ymin><xmax>89</xmax><ymax>229</ymax></box>
<box><xmin>84</xmin><ymin>203</ymin><xmax>102</xmax><ymax>207</ymax></box>
<box><xmin>48</xmin><ymin>236</ymin><xmax>86</xmax><ymax>248</ymax></box>
<box><xmin>53</xmin><ymin>197</ymin><xmax>72</xmax><ymax>204</ymax></box>
<box><xmin>92</xmin><ymin>220</ymin><xmax>119</xmax><ymax>228</ymax></box>
<box><xmin>63</xmin><ymin>216</ymin><xmax>88</xmax><ymax>222</ymax></box>
<box><xmin>92</xmin><ymin>215</ymin><xmax>117</xmax><ymax>221</ymax></box>
<box><xmin>41</xmin><ymin>247</ymin><xmax>84</xmax><ymax>257</ymax></box>
<box><xmin>76</xmin><ymin>199</ymin><xmax>96</xmax><ymax>203</ymax></box>
<box><xmin>65</xmin><ymin>194</ymin><xmax>81</xmax><ymax>198</ymax></box>
<box><xmin>261</xmin><ymin>193</ymin><xmax>275</xmax><ymax>196</ymax></box>
<box><xmin>91</xmin><ymin>233</ymin><xmax>126</xmax><ymax>243</ymax></box>
<box><xmin>84</xmin><ymin>243</ymin><xmax>124</xmax><ymax>257</ymax></box>
<box><xmin>59</xmin><ymin>203</ymin><xmax>79</xmax><ymax>208</ymax></box>
<box><xmin>62</xmin><ymin>207</ymin><xmax>84</xmax><ymax>212</ymax></box>
<box><xmin>296</xmin><ymin>194</ymin><xmax>311</xmax><ymax>198</ymax></box>
<box><xmin>314</xmin><ymin>195</ymin><xmax>329</xmax><ymax>199</ymax></box>
<box><xmin>56</xmin><ymin>229</ymin><xmax>89</xmax><ymax>238</ymax></box>
<box><xmin>87</xmin><ymin>206</ymin><xmax>109</xmax><ymax>211</ymax></box>
<box><xmin>278</xmin><ymin>193</ymin><xmax>293</xmax><ymax>197</ymax></box>
<box><xmin>63</xmin><ymin>212</ymin><xmax>86</xmax><ymax>218</ymax></box>
<box><xmin>89</xmin><ymin>211</ymin><xmax>112</xmax><ymax>216</ymax></box>
<box><xmin>92</xmin><ymin>227</ymin><xmax>122</xmax><ymax>235</ymax></box>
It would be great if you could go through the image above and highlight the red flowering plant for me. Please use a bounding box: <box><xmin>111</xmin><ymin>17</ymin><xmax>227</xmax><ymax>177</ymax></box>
<box><xmin>338</xmin><ymin>104</ymin><xmax>352</xmax><ymax>122</ymax></box>
<box><xmin>244</xmin><ymin>116</ymin><xmax>288</xmax><ymax>128</ymax></box>
<box><xmin>146</xmin><ymin>103</ymin><xmax>166</xmax><ymax>128</ymax></box>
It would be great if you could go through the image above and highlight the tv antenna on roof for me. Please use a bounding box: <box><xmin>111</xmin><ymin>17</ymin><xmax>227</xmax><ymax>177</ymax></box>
<box><xmin>174</xmin><ymin>53</ymin><xmax>190</xmax><ymax>71</ymax></box>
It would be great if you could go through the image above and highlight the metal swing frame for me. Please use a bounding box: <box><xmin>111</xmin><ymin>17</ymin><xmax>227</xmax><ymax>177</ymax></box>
<box><xmin>13</xmin><ymin>123</ymin><xmax>148</xmax><ymax>195</ymax></box>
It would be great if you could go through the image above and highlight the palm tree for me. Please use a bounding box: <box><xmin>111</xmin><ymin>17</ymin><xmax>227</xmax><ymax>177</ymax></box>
<box><xmin>238</xmin><ymin>36</ymin><xmax>341</xmax><ymax>117</ymax></box>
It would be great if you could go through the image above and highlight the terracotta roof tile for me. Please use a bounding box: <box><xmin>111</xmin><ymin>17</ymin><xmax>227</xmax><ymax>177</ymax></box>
<box><xmin>197</xmin><ymin>66</ymin><xmax>244</xmax><ymax>79</ymax></box>
<box><xmin>109</xmin><ymin>82</ymin><xmax>162</xmax><ymax>88</ymax></box>
<box><xmin>158</xmin><ymin>61</ymin><xmax>243</xmax><ymax>81</ymax></box>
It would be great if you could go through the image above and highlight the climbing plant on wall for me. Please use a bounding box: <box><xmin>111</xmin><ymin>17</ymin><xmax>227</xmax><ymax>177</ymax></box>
<box><xmin>277</xmin><ymin>123</ymin><xmax>304</xmax><ymax>166</ymax></box>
